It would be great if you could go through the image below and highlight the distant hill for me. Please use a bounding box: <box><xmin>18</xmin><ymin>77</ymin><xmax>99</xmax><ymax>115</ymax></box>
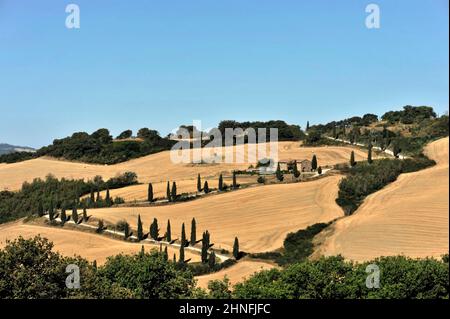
<box><xmin>0</xmin><ymin>143</ymin><xmax>35</xmax><ymax>155</ymax></box>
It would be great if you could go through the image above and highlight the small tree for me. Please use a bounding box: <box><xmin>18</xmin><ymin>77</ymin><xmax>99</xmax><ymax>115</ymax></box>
<box><xmin>96</xmin><ymin>219</ymin><xmax>105</xmax><ymax>233</ymax></box>
<box><xmin>60</xmin><ymin>207</ymin><xmax>67</xmax><ymax>225</ymax></box>
<box><xmin>350</xmin><ymin>151</ymin><xmax>356</xmax><ymax>167</ymax></box>
<box><xmin>82</xmin><ymin>207</ymin><xmax>88</xmax><ymax>222</ymax></box>
<box><xmin>72</xmin><ymin>207</ymin><xmax>79</xmax><ymax>224</ymax></box>
<box><xmin>123</xmin><ymin>222</ymin><xmax>130</xmax><ymax>239</ymax></box>
<box><xmin>233</xmin><ymin>237</ymin><xmax>239</xmax><ymax>259</ymax></box>
<box><xmin>48</xmin><ymin>200</ymin><xmax>55</xmax><ymax>221</ymax></box>
<box><xmin>89</xmin><ymin>188</ymin><xmax>95</xmax><ymax>204</ymax></box>
<box><xmin>166</xmin><ymin>182</ymin><xmax>171</xmax><ymax>202</ymax></box>
<box><xmin>276</xmin><ymin>163</ymin><xmax>284</xmax><ymax>181</ymax></box>
<box><xmin>163</xmin><ymin>246</ymin><xmax>168</xmax><ymax>261</ymax></box>
<box><xmin>208</xmin><ymin>251</ymin><xmax>216</xmax><ymax>268</ymax></box>
<box><xmin>318</xmin><ymin>166</ymin><xmax>322</xmax><ymax>175</ymax></box>
<box><xmin>203</xmin><ymin>181</ymin><xmax>210</xmax><ymax>194</ymax></box>
<box><xmin>166</xmin><ymin>220</ymin><xmax>172</xmax><ymax>242</ymax></box>
<box><xmin>150</xmin><ymin>218</ymin><xmax>159</xmax><ymax>240</ymax></box>
<box><xmin>171</xmin><ymin>182</ymin><xmax>177</xmax><ymax>201</ymax></box>
<box><xmin>105</xmin><ymin>188</ymin><xmax>111</xmax><ymax>202</ymax></box>
<box><xmin>292</xmin><ymin>161</ymin><xmax>300</xmax><ymax>178</ymax></box>
<box><xmin>311</xmin><ymin>155</ymin><xmax>318</xmax><ymax>171</ymax></box>
<box><xmin>393</xmin><ymin>143</ymin><xmax>401</xmax><ymax>158</ymax></box>
<box><xmin>137</xmin><ymin>215</ymin><xmax>144</xmax><ymax>241</ymax></box>
<box><xmin>232</xmin><ymin>171</ymin><xmax>237</xmax><ymax>189</ymax></box>
<box><xmin>147</xmin><ymin>183</ymin><xmax>153</xmax><ymax>202</ymax></box>
<box><xmin>218</xmin><ymin>174</ymin><xmax>223</xmax><ymax>191</ymax></box>
<box><xmin>179</xmin><ymin>243</ymin><xmax>185</xmax><ymax>263</ymax></box>
<box><xmin>201</xmin><ymin>231</ymin><xmax>210</xmax><ymax>263</ymax></box>
<box><xmin>190</xmin><ymin>218</ymin><xmax>196</xmax><ymax>246</ymax></box>
<box><xmin>197</xmin><ymin>174</ymin><xmax>202</xmax><ymax>192</ymax></box>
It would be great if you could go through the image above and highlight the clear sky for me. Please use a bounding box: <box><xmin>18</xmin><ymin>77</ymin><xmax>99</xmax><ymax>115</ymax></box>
<box><xmin>0</xmin><ymin>0</ymin><xmax>448</xmax><ymax>148</ymax></box>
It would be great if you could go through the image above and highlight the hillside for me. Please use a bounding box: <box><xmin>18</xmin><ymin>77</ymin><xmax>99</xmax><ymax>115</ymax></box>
<box><xmin>0</xmin><ymin>141</ymin><xmax>369</xmax><ymax>191</ymax></box>
<box><xmin>85</xmin><ymin>175</ymin><xmax>344</xmax><ymax>253</ymax></box>
<box><xmin>0</xmin><ymin>143</ymin><xmax>35</xmax><ymax>155</ymax></box>
<box><xmin>313</xmin><ymin>137</ymin><xmax>449</xmax><ymax>261</ymax></box>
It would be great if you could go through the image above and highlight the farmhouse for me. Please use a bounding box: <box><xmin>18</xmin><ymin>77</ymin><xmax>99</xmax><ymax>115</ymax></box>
<box><xmin>278</xmin><ymin>159</ymin><xmax>313</xmax><ymax>172</ymax></box>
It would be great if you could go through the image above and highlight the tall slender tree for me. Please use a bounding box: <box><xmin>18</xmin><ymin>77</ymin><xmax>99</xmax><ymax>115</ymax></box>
<box><xmin>181</xmin><ymin>223</ymin><xmax>187</xmax><ymax>247</ymax></box>
<box><xmin>82</xmin><ymin>207</ymin><xmax>88</xmax><ymax>222</ymax></box>
<box><xmin>60</xmin><ymin>207</ymin><xmax>67</xmax><ymax>225</ymax></box>
<box><xmin>276</xmin><ymin>163</ymin><xmax>284</xmax><ymax>181</ymax></box>
<box><xmin>232</xmin><ymin>171</ymin><xmax>237</xmax><ymax>189</ymax></box>
<box><xmin>96</xmin><ymin>189</ymin><xmax>101</xmax><ymax>203</ymax></box>
<box><xmin>208</xmin><ymin>251</ymin><xmax>216</xmax><ymax>268</ymax></box>
<box><xmin>90</xmin><ymin>188</ymin><xmax>95</xmax><ymax>204</ymax></box>
<box><xmin>163</xmin><ymin>246</ymin><xmax>168</xmax><ymax>261</ymax></box>
<box><xmin>179</xmin><ymin>242</ymin><xmax>185</xmax><ymax>263</ymax></box>
<box><xmin>350</xmin><ymin>151</ymin><xmax>356</xmax><ymax>167</ymax></box>
<box><xmin>147</xmin><ymin>183</ymin><xmax>153</xmax><ymax>202</ymax></box>
<box><xmin>137</xmin><ymin>214</ymin><xmax>144</xmax><ymax>241</ymax></box>
<box><xmin>150</xmin><ymin>218</ymin><xmax>159</xmax><ymax>240</ymax></box>
<box><xmin>190</xmin><ymin>218</ymin><xmax>196</xmax><ymax>246</ymax></box>
<box><xmin>48</xmin><ymin>199</ymin><xmax>55</xmax><ymax>221</ymax></box>
<box><xmin>368</xmin><ymin>145</ymin><xmax>373</xmax><ymax>164</ymax></box>
<box><xmin>72</xmin><ymin>207</ymin><xmax>79</xmax><ymax>224</ymax></box>
<box><xmin>233</xmin><ymin>237</ymin><xmax>240</xmax><ymax>259</ymax></box>
<box><xmin>37</xmin><ymin>200</ymin><xmax>44</xmax><ymax>217</ymax></box>
<box><xmin>306</xmin><ymin>121</ymin><xmax>310</xmax><ymax>131</ymax></box>
<box><xmin>218</xmin><ymin>174</ymin><xmax>223</xmax><ymax>191</ymax></box>
<box><xmin>197</xmin><ymin>174</ymin><xmax>202</xmax><ymax>192</ymax></box>
<box><xmin>166</xmin><ymin>181</ymin><xmax>171</xmax><ymax>202</ymax></box>
<box><xmin>105</xmin><ymin>188</ymin><xmax>111</xmax><ymax>202</ymax></box>
<box><xmin>166</xmin><ymin>219</ymin><xmax>172</xmax><ymax>242</ymax></box>
<box><xmin>123</xmin><ymin>222</ymin><xmax>130</xmax><ymax>239</ymax></box>
<box><xmin>203</xmin><ymin>181</ymin><xmax>209</xmax><ymax>194</ymax></box>
<box><xmin>311</xmin><ymin>155</ymin><xmax>318</xmax><ymax>171</ymax></box>
<box><xmin>201</xmin><ymin>231</ymin><xmax>210</xmax><ymax>263</ymax></box>
<box><xmin>171</xmin><ymin>182</ymin><xmax>177</xmax><ymax>201</ymax></box>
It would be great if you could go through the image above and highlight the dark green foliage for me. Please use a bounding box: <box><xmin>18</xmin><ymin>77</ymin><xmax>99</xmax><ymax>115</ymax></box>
<box><xmin>60</xmin><ymin>207</ymin><xmax>67</xmax><ymax>225</ymax></box>
<box><xmin>96</xmin><ymin>219</ymin><xmax>105</xmax><ymax>233</ymax></box>
<box><xmin>71</xmin><ymin>207</ymin><xmax>79</xmax><ymax>224</ymax></box>
<box><xmin>275</xmin><ymin>163</ymin><xmax>283</xmax><ymax>181</ymax></box>
<box><xmin>233</xmin><ymin>255</ymin><xmax>449</xmax><ymax>299</ymax></box>
<box><xmin>201</xmin><ymin>231</ymin><xmax>210</xmax><ymax>263</ymax></box>
<box><xmin>311</xmin><ymin>155</ymin><xmax>318</xmax><ymax>170</ymax></box>
<box><xmin>317</xmin><ymin>166</ymin><xmax>322</xmax><ymax>174</ymax></box>
<box><xmin>292</xmin><ymin>161</ymin><xmax>300</xmax><ymax>177</ymax></box>
<box><xmin>181</xmin><ymin>223</ymin><xmax>187</xmax><ymax>247</ymax></box>
<box><xmin>382</xmin><ymin>105</ymin><xmax>436</xmax><ymax>124</ymax></box>
<box><xmin>137</xmin><ymin>215</ymin><xmax>144</xmax><ymax>241</ymax></box>
<box><xmin>337</xmin><ymin>157</ymin><xmax>436</xmax><ymax>215</ymax></box>
<box><xmin>208</xmin><ymin>251</ymin><xmax>216</xmax><ymax>268</ymax></box>
<box><xmin>368</xmin><ymin>145</ymin><xmax>373</xmax><ymax>164</ymax></box>
<box><xmin>123</xmin><ymin>222</ymin><xmax>130</xmax><ymax>239</ymax></box>
<box><xmin>116</xmin><ymin>130</ymin><xmax>132</xmax><ymax>139</ymax></box>
<box><xmin>306</xmin><ymin>121</ymin><xmax>310</xmax><ymax>131</ymax></box>
<box><xmin>350</xmin><ymin>151</ymin><xmax>356</xmax><ymax>167</ymax></box>
<box><xmin>82</xmin><ymin>207</ymin><xmax>88</xmax><ymax>222</ymax></box>
<box><xmin>171</xmin><ymin>182</ymin><xmax>177</xmax><ymax>201</ymax></box>
<box><xmin>232</xmin><ymin>171</ymin><xmax>238</xmax><ymax>189</ymax></box>
<box><xmin>179</xmin><ymin>243</ymin><xmax>185</xmax><ymax>263</ymax></box>
<box><xmin>6</xmin><ymin>128</ymin><xmax>176</xmax><ymax>165</ymax></box>
<box><xmin>166</xmin><ymin>181</ymin><xmax>171</xmax><ymax>202</ymax></box>
<box><xmin>166</xmin><ymin>220</ymin><xmax>171</xmax><ymax>242</ymax></box>
<box><xmin>147</xmin><ymin>183</ymin><xmax>153</xmax><ymax>202</ymax></box>
<box><xmin>257</xmin><ymin>176</ymin><xmax>265</xmax><ymax>183</ymax></box>
<box><xmin>218</xmin><ymin>174</ymin><xmax>223</xmax><ymax>191</ymax></box>
<box><xmin>233</xmin><ymin>237</ymin><xmax>239</xmax><ymax>259</ymax></box>
<box><xmin>197</xmin><ymin>174</ymin><xmax>202</xmax><ymax>192</ymax></box>
<box><xmin>150</xmin><ymin>218</ymin><xmax>159</xmax><ymax>240</ymax></box>
<box><xmin>190</xmin><ymin>218</ymin><xmax>196</xmax><ymax>246</ymax></box>
<box><xmin>203</xmin><ymin>181</ymin><xmax>209</xmax><ymax>193</ymax></box>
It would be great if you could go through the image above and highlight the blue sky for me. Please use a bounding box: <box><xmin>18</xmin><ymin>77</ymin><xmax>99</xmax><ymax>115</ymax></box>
<box><xmin>0</xmin><ymin>0</ymin><xmax>448</xmax><ymax>148</ymax></box>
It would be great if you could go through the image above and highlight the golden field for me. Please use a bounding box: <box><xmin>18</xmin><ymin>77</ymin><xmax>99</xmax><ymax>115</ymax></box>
<box><xmin>314</xmin><ymin>137</ymin><xmax>449</xmax><ymax>261</ymax></box>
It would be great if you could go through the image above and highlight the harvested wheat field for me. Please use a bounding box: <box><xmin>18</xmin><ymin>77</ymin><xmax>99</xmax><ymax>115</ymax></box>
<box><xmin>87</xmin><ymin>175</ymin><xmax>344</xmax><ymax>253</ymax></box>
<box><xmin>196</xmin><ymin>260</ymin><xmax>276</xmax><ymax>289</ymax></box>
<box><xmin>0</xmin><ymin>220</ymin><xmax>200</xmax><ymax>264</ymax></box>
<box><xmin>0</xmin><ymin>142</ymin><xmax>368</xmax><ymax>191</ymax></box>
<box><xmin>314</xmin><ymin>137</ymin><xmax>449</xmax><ymax>262</ymax></box>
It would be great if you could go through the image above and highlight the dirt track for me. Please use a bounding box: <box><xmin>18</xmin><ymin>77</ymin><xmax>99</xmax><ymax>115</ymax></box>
<box><xmin>314</xmin><ymin>137</ymin><xmax>449</xmax><ymax>261</ymax></box>
<box><xmin>86</xmin><ymin>175</ymin><xmax>344</xmax><ymax>253</ymax></box>
<box><xmin>0</xmin><ymin>220</ymin><xmax>200</xmax><ymax>264</ymax></box>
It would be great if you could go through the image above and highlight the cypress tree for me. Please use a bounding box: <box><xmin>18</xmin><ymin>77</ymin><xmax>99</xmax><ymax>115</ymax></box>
<box><xmin>293</xmin><ymin>161</ymin><xmax>300</xmax><ymax>178</ymax></box>
<box><xmin>203</xmin><ymin>181</ymin><xmax>209</xmax><ymax>194</ymax></box>
<box><xmin>150</xmin><ymin>218</ymin><xmax>159</xmax><ymax>240</ymax></box>
<box><xmin>163</xmin><ymin>246</ymin><xmax>168</xmax><ymax>261</ymax></box>
<box><xmin>318</xmin><ymin>166</ymin><xmax>323</xmax><ymax>174</ymax></box>
<box><xmin>123</xmin><ymin>222</ymin><xmax>130</xmax><ymax>239</ymax></box>
<box><xmin>106</xmin><ymin>188</ymin><xmax>110</xmax><ymax>201</ymax></box>
<box><xmin>197</xmin><ymin>174</ymin><xmax>202</xmax><ymax>192</ymax></box>
<box><xmin>190</xmin><ymin>218</ymin><xmax>196</xmax><ymax>246</ymax></box>
<box><xmin>147</xmin><ymin>183</ymin><xmax>153</xmax><ymax>202</ymax></box>
<box><xmin>171</xmin><ymin>182</ymin><xmax>177</xmax><ymax>201</ymax></box>
<box><xmin>72</xmin><ymin>207</ymin><xmax>79</xmax><ymax>224</ymax></box>
<box><xmin>350</xmin><ymin>151</ymin><xmax>356</xmax><ymax>167</ymax></box>
<box><xmin>93</xmin><ymin>260</ymin><xmax>97</xmax><ymax>270</ymax></box>
<box><xmin>306</xmin><ymin>121</ymin><xmax>310</xmax><ymax>131</ymax></box>
<box><xmin>218</xmin><ymin>174</ymin><xmax>223</xmax><ymax>191</ymax></box>
<box><xmin>137</xmin><ymin>214</ymin><xmax>143</xmax><ymax>241</ymax></box>
<box><xmin>276</xmin><ymin>163</ymin><xmax>284</xmax><ymax>181</ymax></box>
<box><xmin>60</xmin><ymin>207</ymin><xmax>67</xmax><ymax>225</ymax></box>
<box><xmin>166</xmin><ymin>220</ymin><xmax>172</xmax><ymax>242</ymax></box>
<box><xmin>311</xmin><ymin>155</ymin><xmax>318</xmax><ymax>171</ymax></box>
<box><xmin>393</xmin><ymin>143</ymin><xmax>401</xmax><ymax>158</ymax></box>
<box><xmin>232</xmin><ymin>171</ymin><xmax>237</xmax><ymax>189</ymax></box>
<box><xmin>208</xmin><ymin>251</ymin><xmax>216</xmax><ymax>268</ymax></box>
<box><xmin>166</xmin><ymin>181</ymin><xmax>171</xmax><ymax>202</ymax></box>
<box><xmin>332</xmin><ymin>124</ymin><xmax>337</xmax><ymax>139</ymax></box>
<box><xmin>173</xmin><ymin>253</ymin><xmax>176</xmax><ymax>263</ymax></box>
<box><xmin>181</xmin><ymin>223</ymin><xmax>187</xmax><ymax>247</ymax></box>
<box><xmin>233</xmin><ymin>237</ymin><xmax>239</xmax><ymax>259</ymax></box>
<box><xmin>201</xmin><ymin>231</ymin><xmax>210</xmax><ymax>263</ymax></box>
<box><xmin>179</xmin><ymin>242</ymin><xmax>185</xmax><ymax>263</ymax></box>
<box><xmin>96</xmin><ymin>189</ymin><xmax>100</xmax><ymax>202</ymax></box>
<box><xmin>82</xmin><ymin>207</ymin><xmax>88</xmax><ymax>222</ymax></box>
<box><xmin>48</xmin><ymin>199</ymin><xmax>55</xmax><ymax>221</ymax></box>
